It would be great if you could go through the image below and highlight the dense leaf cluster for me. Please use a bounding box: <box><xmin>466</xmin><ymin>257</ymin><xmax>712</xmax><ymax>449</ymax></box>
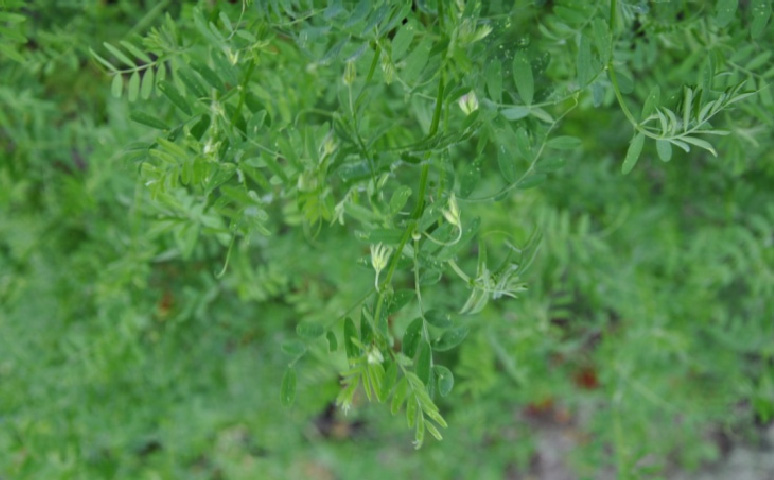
<box><xmin>1</xmin><ymin>0</ymin><xmax>773</xmax><ymax>478</ymax></box>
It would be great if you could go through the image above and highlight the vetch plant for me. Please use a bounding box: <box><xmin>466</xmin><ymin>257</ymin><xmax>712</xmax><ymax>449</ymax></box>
<box><xmin>3</xmin><ymin>0</ymin><xmax>773</xmax><ymax>477</ymax></box>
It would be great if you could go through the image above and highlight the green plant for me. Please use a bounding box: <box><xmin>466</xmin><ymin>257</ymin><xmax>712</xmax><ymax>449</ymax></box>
<box><xmin>2</xmin><ymin>0</ymin><xmax>773</xmax><ymax>478</ymax></box>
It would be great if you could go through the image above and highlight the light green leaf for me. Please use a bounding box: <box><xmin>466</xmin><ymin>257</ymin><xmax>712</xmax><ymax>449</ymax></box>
<box><xmin>402</xmin><ymin>39</ymin><xmax>431</xmax><ymax>84</ymax></box>
<box><xmin>501</xmin><ymin>106</ymin><xmax>529</xmax><ymax>120</ymax></box>
<box><xmin>111</xmin><ymin>74</ymin><xmax>123</xmax><ymax>98</ymax></box>
<box><xmin>641</xmin><ymin>85</ymin><xmax>660</xmax><ymax>118</ymax></box>
<box><xmin>621</xmin><ymin>132</ymin><xmax>646</xmax><ymax>175</ymax></box>
<box><xmin>656</xmin><ymin>140</ymin><xmax>672</xmax><ymax>162</ymax></box>
<box><xmin>391</xmin><ymin>23</ymin><xmax>415</xmax><ymax>61</ymax></box>
<box><xmin>103</xmin><ymin>42</ymin><xmax>135</xmax><ymax>67</ymax></box>
<box><xmin>281</xmin><ymin>338</ymin><xmax>306</xmax><ymax>357</ymax></box>
<box><xmin>546</xmin><ymin>136</ymin><xmax>582</xmax><ymax>150</ymax></box>
<box><xmin>512</xmin><ymin>52</ymin><xmax>534</xmax><ymax>105</ymax></box>
<box><xmin>680</xmin><ymin>136</ymin><xmax>718</xmax><ymax>156</ymax></box>
<box><xmin>280</xmin><ymin>367</ymin><xmax>297</xmax><ymax>407</ymax></box>
<box><xmin>119</xmin><ymin>40</ymin><xmax>152</xmax><ymax>63</ymax></box>
<box><xmin>433</xmin><ymin>365</ymin><xmax>454</xmax><ymax>397</ymax></box>
<box><xmin>296</xmin><ymin>320</ymin><xmax>324</xmax><ymax>339</ymax></box>
<box><xmin>592</xmin><ymin>18</ymin><xmax>612</xmax><ymax>62</ymax></box>
<box><xmin>140</xmin><ymin>69</ymin><xmax>154</xmax><ymax>100</ymax></box>
<box><xmin>127</xmin><ymin>70</ymin><xmax>140</xmax><ymax>102</ymax></box>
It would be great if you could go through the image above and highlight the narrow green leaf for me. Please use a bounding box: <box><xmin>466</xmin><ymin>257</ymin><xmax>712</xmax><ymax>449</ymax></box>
<box><xmin>90</xmin><ymin>48</ymin><xmax>117</xmax><ymax>71</ymax></box>
<box><xmin>129</xmin><ymin>111</ymin><xmax>168</xmax><ymax>130</ymax></box>
<box><xmin>192</xmin><ymin>63</ymin><xmax>225</xmax><ymax>91</ymax></box>
<box><xmin>343</xmin><ymin>317</ymin><xmax>358</xmax><ymax>358</ymax></box>
<box><xmin>402</xmin><ymin>317</ymin><xmax>423</xmax><ymax>358</ymax></box>
<box><xmin>432</xmin><ymin>326</ymin><xmax>469</xmax><ymax>351</ymax></box>
<box><xmin>280</xmin><ymin>367</ymin><xmax>297</xmax><ymax>407</ymax></box>
<box><xmin>158</xmin><ymin>80</ymin><xmax>192</xmax><ymax>115</ymax></box>
<box><xmin>656</xmin><ymin>140</ymin><xmax>672</xmax><ymax>162</ymax></box>
<box><xmin>103</xmin><ymin>42</ymin><xmax>135</xmax><ymax>67</ymax></box>
<box><xmin>119</xmin><ymin>40</ymin><xmax>152</xmax><ymax>63</ymax></box>
<box><xmin>111</xmin><ymin>74</ymin><xmax>123</xmax><ymax>98</ymax></box>
<box><xmin>497</xmin><ymin>148</ymin><xmax>516</xmax><ymax>183</ymax></box>
<box><xmin>296</xmin><ymin>321</ymin><xmax>324</xmax><ymax>339</ymax></box>
<box><xmin>577</xmin><ymin>34</ymin><xmax>595</xmax><ymax>87</ymax></box>
<box><xmin>621</xmin><ymin>132</ymin><xmax>646</xmax><ymax>174</ymax></box>
<box><xmin>127</xmin><ymin>70</ymin><xmax>140</xmax><ymax>101</ymax></box>
<box><xmin>389</xmin><ymin>185</ymin><xmax>412</xmax><ymax>214</ymax></box>
<box><xmin>392</xmin><ymin>23</ymin><xmax>415</xmax><ymax>61</ymax></box>
<box><xmin>140</xmin><ymin>69</ymin><xmax>154</xmax><ymax>100</ymax></box>
<box><xmin>641</xmin><ymin>85</ymin><xmax>660</xmax><ymax>118</ymax></box>
<box><xmin>592</xmin><ymin>18</ymin><xmax>612</xmax><ymax>62</ymax></box>
<box><xmin>679</xmin><ymin>136</ymin><xmax>718</xmax><ymax>156</ymax></box>
<box><xmin>402</xmin><ymin>39</ymin><xmax>431</xmax><ymax>84</ymax></box>
<box><xmin>512</xmin><ymin>52</ymin><xmax>534</xmax><ymax>105</ymax></box>
<box><xmin>546</xmin><ymin>136</ymin><xmax>582</xmax><ymax>150</ymax></box>
<box><xmin>433</xmin><ymin>365</ymin><xmax>454</xmax><ymax>397</ymax></box>
<box><xmin>416</xmin><ymin>339</ymin><xmax>431</xmax><ymax>384</ymax></box>
<box><xmin>391</xmin><ymin>377</ymin><xmax>408</xmax><ymax>414</ymax></box>
<box><xmin>360</xmin><ymin>308</ymin><xmax>374</xmax><ymax>344</ymax></box>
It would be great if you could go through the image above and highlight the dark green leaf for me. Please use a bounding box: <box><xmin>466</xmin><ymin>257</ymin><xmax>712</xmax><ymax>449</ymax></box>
<box><xmin>416</xmin><ymin>339</ymin><xmax>431</xmax><ymax>384</ymax></box>
<box><xmin>360</xmin><ymin>308</ymin><xmax>374</xmax><ymax>344</ymax></box>
<box><xmin>326</xmin><ymin>331</ymin><xmax>338</xmax><ymax>352</ymax></box>
<box><xmin>486</xmin><ymin>59</ymin><xmax>502</xmax><ymax>102</ymax></box>
<box><xmin>432</xmin><ymin>326</ymin><xmax>469</xmax><ymax>351</ymax></box>
<box><xmin>512</xmin><ymin>52</ymin><xmax>534</xmax><ymax>105</ymax></box>
<box><xmin>159</xmin><ymin>81</ymin><xmax>192</xmax><ymax>115</ymax></box>
<box><xmin>129</xmin><ymin>111</ymin><xmax>169</xmax><ymax>130</ymax></box>
<box><xmin>424</xmin><ymin>310</ymin><xmax>453</xmax><ymax>329</ymax></box>
<box><xmin>402</xmin><ymin>317</ymin><xmax>423</xmax><ymax>357</ymax></box>
<box><xmin>343</xmin><ymin>317</ymin><xmax>359</xmax><ymax>358</ymax></box>
<box><xmin>577</xmin><ymin>34</ymin><xmax>595</xmax><ymax>87</ymax></box>
<box><xmin>715</xmin><ymin>0</ymin><xmax>738</xmax><ymax>27</ymax></box>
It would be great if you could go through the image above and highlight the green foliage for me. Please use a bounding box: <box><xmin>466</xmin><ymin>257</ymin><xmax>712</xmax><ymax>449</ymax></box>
<box><xmin>2</xmin><ymin>0</ymin><xmax>774</xmax><ymax>478</ymax></box>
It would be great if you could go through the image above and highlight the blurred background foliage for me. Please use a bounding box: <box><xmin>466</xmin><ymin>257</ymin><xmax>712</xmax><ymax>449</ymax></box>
<box><xmin>1</xmin><ymin>0</ymin><xmax>773</xmax><ymax>479</ymax></box>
